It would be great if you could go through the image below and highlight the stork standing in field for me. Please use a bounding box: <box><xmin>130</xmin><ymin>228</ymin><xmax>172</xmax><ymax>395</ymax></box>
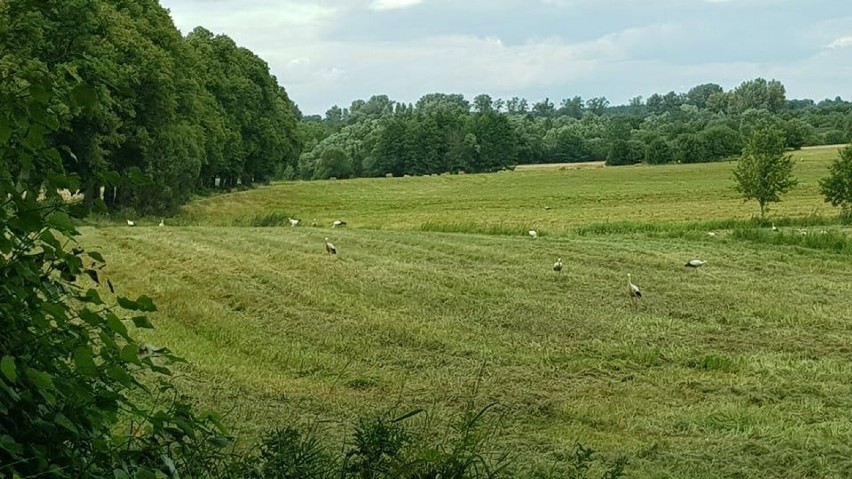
<box><xmin>684</xmin><ymin>259</ymin><xmax>706</xmax><ymax>269</ymax></box>
<box><xmin>553</xmin><ymin>258</ymin><xmax>563</xmax><ymax>278</ymax></box>
<box><xmin>289</xmin><ymin>217</ymin><xmax>301</xmax><ymax>227</ymax></box>
<box><xmin>324</xmin><ymin>237</ymin><xmax>337</xmax><ymax>255</ymax></box>
<box><xmin>126</xmin><ymin>219</ymin><xmax>135</xmax><ymax>227</ymax></box>
<box><xmin>332</xmin><ymin>220</ymin><xmax>347</xmax><ymax>228</ymax></box>
<box><xmin>159</xmin><ymin>219</ymin><xmax>164</xmax><ymax>227</ymax></box>
<box><xmin>771</xmin><ymin>223</ymin><xmax>778</xmax><ymax>232</ymax></box>
<box><xmin>627</xmin><ymin>273</ymin><xmax>642</xmax><ymax>308</ymax></box>
<box><xmin>529</xmin><ymin>230</ymin><xmax>538</xmax><ymax>239</ymax></box>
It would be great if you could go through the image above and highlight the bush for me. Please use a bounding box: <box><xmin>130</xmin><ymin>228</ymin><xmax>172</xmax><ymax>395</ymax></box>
<box><xmin>606</xmin><ymin>139</ymin><xmax>644</xmax><ymax>166</ymax></box>
<box><xmin>673</xmin><ymin>133</ymin><xmax>709</xmax><ymax>164</ymax></box>
<box><xmin>645</xmin><ymin>137</ymin><xmax>674</xmax><ymax>164</ymax></box>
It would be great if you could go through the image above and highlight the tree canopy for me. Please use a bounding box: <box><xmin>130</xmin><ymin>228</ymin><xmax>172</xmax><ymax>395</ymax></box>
<box><xmin>295</xmin><ymin>80</ymin><xmax>850</xmax><ymax>180</ymax></box>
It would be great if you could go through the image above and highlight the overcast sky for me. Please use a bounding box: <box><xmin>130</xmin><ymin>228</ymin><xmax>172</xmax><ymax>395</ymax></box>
<box><xmin>162</xmin><ymin>0</ymin><xmax>851</xmax><ymax>115</ymax></box>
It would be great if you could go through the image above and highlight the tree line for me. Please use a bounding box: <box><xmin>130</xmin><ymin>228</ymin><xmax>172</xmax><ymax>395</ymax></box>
<box><xmin>296</xmin><ymin>80</ymin><xmax>851</xmax><ymax>180</ymax></box>
<box><xmin>2</xmin><ymin>0</ymin><xmax>301</xmax><ymax>215</ymax></box>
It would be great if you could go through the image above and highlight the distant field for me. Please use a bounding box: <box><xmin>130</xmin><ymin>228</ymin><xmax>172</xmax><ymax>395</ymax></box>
<box><xmin>81</xmin><ymin>145</ymin><xmax>852</xmax><ymax>477</ymax></box>
<box><xmin>513</xmin><ymin>160</ymin><xmax>606</xmax><ymax>171</ymax></box>
<box><xmin>180</xmin><ymin>146</ymin><xmax>843</xmax><ymax>235</ymax></box>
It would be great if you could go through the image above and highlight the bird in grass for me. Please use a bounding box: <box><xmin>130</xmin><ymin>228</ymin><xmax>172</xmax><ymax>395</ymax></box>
<box><xmin>771</xmin><ymin>223</ymin><xmax>778</xmax><ymax>232</ymax></box>
<box><xmin>685</xmin><ymin>259</ymin><xmax>706</xmax><ymax>269</ymax></box>
<box><xmin>553</xmin><ymin>258</ymin><xmax>563</xmax><ymax>277</ymax></box>
<box><xmin>126</xmin><ymin>219</ymin><xmax>135</xmax><ymax>227</ymax></box>
<box><xmin>289</xmin><ymin>217</ymin><xmax>301</xmax><ymax>227</ymax></box>
<box><xmin>529</xmin><ymin>230</ymin><xmax>538</xmax><ymax>239</ymax></box>
<box><xmin>332</xmin><ymin>219</ymin><xmax>347</xmax><ymax>228</ymax></box>
<box><xmin>627</xmin><ymin>274</ymin><xmax>642</xmax><ymax>307</ymax></box>
<box><xmin>324</xmin><ymin>237</ymin><xmax>337</xmax><ymax>255</ymax></box>
<box><xmin>159</xmin><ymin>219</ymin><xmax>164</xmax><ymax>227</ymax></box>
<box><xmin>543</xmin><ymin>205</ymin><xmax>551</xmax><ymax>211</ymax></box>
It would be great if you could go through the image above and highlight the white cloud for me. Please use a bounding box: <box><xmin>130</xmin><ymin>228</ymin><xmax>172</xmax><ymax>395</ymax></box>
<box><xmin>368</xmin><ymin>0</ymin><xmax>423</xmax><ymax>11</ymax></box>
<box><xmin>827</xmin><ymin>35</ymin><xmax>852</xmax><ymax>49</ymax></box>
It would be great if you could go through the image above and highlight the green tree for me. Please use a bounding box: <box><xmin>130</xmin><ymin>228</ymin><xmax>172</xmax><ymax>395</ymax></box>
<box><xmin>700</xmin><ymin>125</ymin><xmax>742</xmax><ymax>160</ymax></box>
<box><xmin>733</xmin><ymin>127</ymin><xmax>799</xmax><ymax>216</ymax></box>
<box><xmin>606</xmin><ymin>140</ymin><xmax>644</xmax><ymax>166</ymax></box>
<box><xmin>818</xmin><ymin>145</ymin><xmax>852</xmax><ymax>218</ymax></box>
<box><xmin>673</xmin><ymin>133</ymin><xmax>708</xmax><ymax>164</ymax></box>
<box><xmin>645</xmin><ymin>137</ymin><xmax>674</xmax><ymax>164</ymax></box>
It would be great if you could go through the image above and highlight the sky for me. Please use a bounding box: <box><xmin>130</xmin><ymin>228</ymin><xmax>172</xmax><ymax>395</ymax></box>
<box><xmin>161</xmin><ymin>0</ymin><xmax>852</xmax><ymax>115</ymax></box>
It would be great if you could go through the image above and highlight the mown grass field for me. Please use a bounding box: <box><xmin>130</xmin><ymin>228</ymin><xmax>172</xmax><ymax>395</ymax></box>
<box><xmin>82</xmin><ymin>145</ymin><xmax>852</xmax><ymax>477</ymax></box>
<box><xmin>180</xmin><ymin>146</ymin><xmax>842</xmax><ymax>235</ymax></box>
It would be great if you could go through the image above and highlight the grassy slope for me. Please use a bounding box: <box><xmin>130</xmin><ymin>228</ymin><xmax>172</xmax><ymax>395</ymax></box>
<box><xmin>82</xmin><ymin>146</ymin><xmax>852</xmax><ymax>477</ymax></box>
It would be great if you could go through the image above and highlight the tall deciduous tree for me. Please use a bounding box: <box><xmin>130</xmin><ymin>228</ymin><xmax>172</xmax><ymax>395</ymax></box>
<box><xmin>733</xmin><ymin>127</ymin><xmax>798</xmax><ymax>216</ymax></box>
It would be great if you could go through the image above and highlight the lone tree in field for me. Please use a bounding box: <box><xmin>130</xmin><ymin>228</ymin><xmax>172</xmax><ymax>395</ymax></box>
<box><xmin>733</xmin><ymin>126</ymin><xmax>798</xmax><ymax>216</ymax></box>
<box><xmin>819</xmin><ymin>145</ymin><xmax>852</xmax><ymax>219</ymax></box>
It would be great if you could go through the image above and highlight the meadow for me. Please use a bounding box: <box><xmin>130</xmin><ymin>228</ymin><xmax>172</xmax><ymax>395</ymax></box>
<box><xmin>82</xmin><ymin>145</ymin><xmax>852</xmax><ymax>477</ymax></box>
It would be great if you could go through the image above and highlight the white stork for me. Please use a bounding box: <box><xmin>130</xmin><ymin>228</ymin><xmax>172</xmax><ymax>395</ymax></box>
<box><xmin>324</xmin><ymin>237</ymin><xmax>337</xmax><ymax>255</ymax></box>
<box><xmin>685</xmin><ymin>259</ymin><xmax>706</xmax><ymax>269</ymax></box>
<box><xmin>553</xmin><ymin>258</ymin><xmax>563</xmax><ymax>277</ymax></box>
<box><xmin>289</xmin><ymin>217</ymin><xmax>301</xmax><ymax>227</ymax></box>
<box><xmin>627</xmin><ymin>274</ymin><xmax>642</xmax><ymax>307</ymax></box>
<box><xmin>159</xmin><ymin>219</ymin><xmax>164</xmax><ymax>227</ymax></box>
<box><xmin>529</xmin><ymin>230</ymin><xmax>538</xmax><ymax>239</ymax></box>
<box><xmin>332</xmin><ymin>220</ymin><xmax>347</xmax><ymax>228</ymax></box>
<box><xmin>126</xmin><ymin>219</ymin><xmax>135</xmax><ymax>227</ymax></box>
<box><xmin>771</xmin><ymin>223</ymin><xmax>778</xmax><ymax>232</ymax></box>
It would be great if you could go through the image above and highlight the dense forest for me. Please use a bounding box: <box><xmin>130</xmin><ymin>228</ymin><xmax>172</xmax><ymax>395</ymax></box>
<box><xmin>296</xmin><ymin>83</ymin><xmax>852</xmax><ymax>180</ymax></box>
<box><xmin>2</xmin><ymin>0</ymin><xmax>301</xmax><ymax>215</ymax></box>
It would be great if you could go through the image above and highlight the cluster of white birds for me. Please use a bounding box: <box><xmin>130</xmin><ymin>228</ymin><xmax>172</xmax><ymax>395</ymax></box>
<box><xmin>126</xmin><ymin>219</ymin><xmax>166</xmax><ymax>227</ymax></box>
<box><xmin>287</xmin><ymin>217</ymin><xmax>347</xmax><ymax>228</ymax></box>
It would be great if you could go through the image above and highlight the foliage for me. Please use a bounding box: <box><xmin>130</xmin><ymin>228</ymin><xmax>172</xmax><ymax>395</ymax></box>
<box><xmin>644</xmin><ymin>137</ymin><xmax>674</xmax><ymax>164</ymax></box>
<box><xmin>819</xmin><ymin>145</ymin><xmax>852</xmax><ymax>218</ymax></box>
<box><xmin>733</xmin><ymin>127</ymin><xmax>799</xmax><ymax>215</ymax></box>
<box><xmin>605</xmin><ymin>140</ymin><xmax>644</xmax><ymax>166</ymax></box>
<box><xmin>1</xmin><ymin>1</ymin><xmax>300</xmax><ymax>216</ymax></box>
<box><xmin>0</xmin><ymin>13</ymin><xmax>232</xmax><ymax>476</ymax></box>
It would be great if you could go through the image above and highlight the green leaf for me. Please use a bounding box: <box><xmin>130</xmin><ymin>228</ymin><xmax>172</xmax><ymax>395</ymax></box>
<box><xmin>89</xmin><ymin>251</ymin><xmax>106</xmax><ymax>263</ymax></box>
<box><xmin>68</xmin><ymin>202</ymin><xmax>90</xmax><ymax>219</ymax></box>
<box><xmin>209</xmin><ymin>435</ymin><xmax>233</xmax><ymax>449</ymax></box>
<box><xmin>131</xmin><ymin>316</ymin><xmax>154</xmax><ymax>329</ymax></box>
<box><xmin>1</xmin><ymin>356</ymin><xmax>17</xmax><ymax>383</ymax></box>
<box><xmin>24</xmin><ymin>368</ymin><xmax>55</xmax><ymax>391</ymax></box>
<box><xmin>54</xmin><ymin>413</ymin><xmax>79</xmax><ymax>433</ymax></box>
<box><xmin>113</xmin><ymin>469</ymin><xmax>132</xmax><ymax>479</ymax></box>
<box><xmin>85</xmin><ymin>269</ymin><xmax>100</xmax><ymax>285</ymax></box>
<box><xmin>136</xmin><ymin>295</ymin><xmax>158</xmax><ymax>312</ymax></box>
<box><xmin>0</xmin><ymin>435</ymin><xmax>23</xmax><ymax>455</ymax></box>
<box><xmin>107</xmin><ymin>365</ymin><xmax>132</xmax><ymax>387</ymax></box>
<box><xmin>117</xmin><ymin>296</ymin><xmax>139</xmax><ymax>310</ymax></box>
<box><xmin>47</xmin><ymin>211</ymin><xmax>75</xmax><ymax>232</ymax></box>
<box><xmin>118</xmin><ymin>295</ymin><xmax>157</xmax><ymax>312</ymax></box>
<box><xmin>105</xmin><ymin>313</ymin><xmax>129</xmax><ymax>339</ymax></box>
<box><xmin>74</xmin><ymin>348</ymin><xmax>98</xmax><ymax>377</ymax></box>
<box><xmin>80</xmin><ymin>308</ymin><xmax>101</xmax><ymax>326</ymax></box>
<box><xmin>120</xmin><ymin>345</ymin><xmax>141</xmax><ymax>365</ymax></box>
<box><xmin>83</xmin><ymin>288</ymin><xmax>104</xmax><ymax>304</ymax></box>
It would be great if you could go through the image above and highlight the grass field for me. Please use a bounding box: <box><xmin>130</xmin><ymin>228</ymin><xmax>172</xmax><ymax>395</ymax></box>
<box><xmin>81</xmin><ymin>145</ymin><xmax>852</xmax><ymax>477</ymax></box>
